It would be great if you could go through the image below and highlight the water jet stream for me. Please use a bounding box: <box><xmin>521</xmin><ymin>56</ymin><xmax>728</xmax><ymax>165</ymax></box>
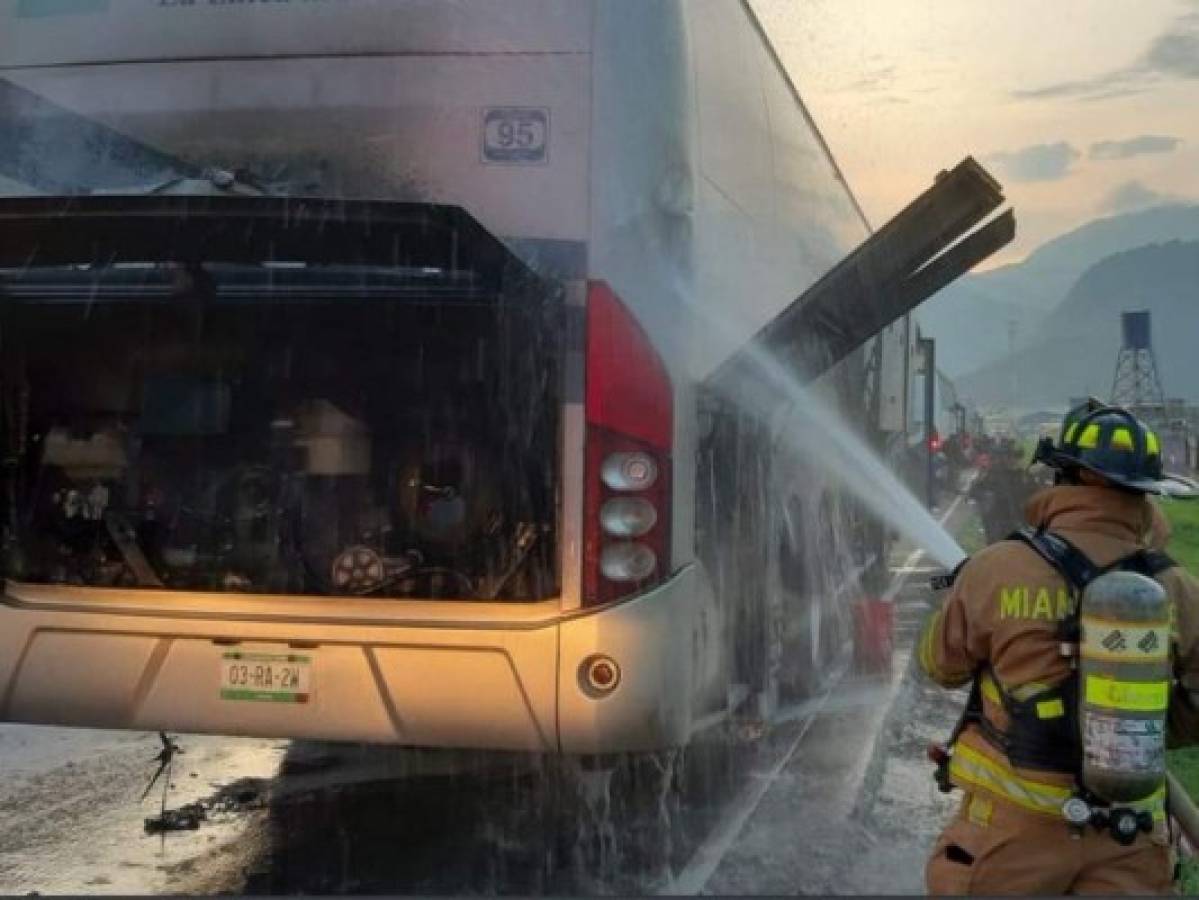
<box><xmin>692</xmin><ymin>298</ymin><xmax>967</xmax><ymax>571</ymax></box>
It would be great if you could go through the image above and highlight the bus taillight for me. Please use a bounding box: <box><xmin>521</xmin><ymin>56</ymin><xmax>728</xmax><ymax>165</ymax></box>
<box><xmin>582</xmin><ymin>281</ymin><xmax>672</xmax><ymax>607</ymax></box>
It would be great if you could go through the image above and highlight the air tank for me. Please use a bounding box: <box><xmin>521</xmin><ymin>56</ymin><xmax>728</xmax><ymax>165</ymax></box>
<box><xmin>1080</xmin><ymin>570</ymin><xmax>1170</xmax><ymax>803</ymax></box>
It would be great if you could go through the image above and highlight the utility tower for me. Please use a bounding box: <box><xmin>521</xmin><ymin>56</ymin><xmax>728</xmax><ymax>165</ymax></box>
<box><xmin>1110</xmin><ymin>310</ymin><xmax>1166</xmax><ymax>420</ymax></box>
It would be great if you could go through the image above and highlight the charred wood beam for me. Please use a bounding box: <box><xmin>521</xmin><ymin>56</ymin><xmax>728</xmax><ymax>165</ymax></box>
<box><xmin>708</xmin><ymin>157</ymin><xmax>1014</xmax><ymax>396</ymax></box>
<box><xmin>792</xmin><ymin>208</ymin><xmax>1017</xmax><ymax>380</ymax></box>
<box><xmin>896</xmin><ymin>209</ymin><xmax>1016</xmax><ymax>316</ymax></box>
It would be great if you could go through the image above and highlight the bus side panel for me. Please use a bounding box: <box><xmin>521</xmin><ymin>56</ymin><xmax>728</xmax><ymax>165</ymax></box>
<box><xmin>582</xmin><ymin>0</ymin><xmax>876</xmax><ymax>730</ymax></box>
<box><xmin>686</xmin><ymin>3</ymin><xmax>875</xmax><ymax>712</ymax></box>
<box><xmin>688</xmin><ymin>0</ymin><xmax>868</xmax><ymax>374</ymax></box>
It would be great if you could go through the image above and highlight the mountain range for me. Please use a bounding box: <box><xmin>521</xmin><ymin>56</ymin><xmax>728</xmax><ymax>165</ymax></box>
<box><xmin>919</xmin><ymin>204</ymin><xmax>1199</xmax><ymax>377</ymax></box>
<box><xmin>918</xmin><ymin>203</ymin><xmax>1199</xmax><ymax>409</ymax></box>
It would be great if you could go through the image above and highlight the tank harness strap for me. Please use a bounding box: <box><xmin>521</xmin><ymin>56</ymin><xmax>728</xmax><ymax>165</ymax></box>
<box><xmin>1009</xmin><ymin>525</ymin><xmax>1100</xmax><ymax>612</ymax></box>
<box><xmin>945</xmin><ymin>670</ymin><xmax>1010</xmax><ymax>751</ymax></box>
<box><xmin>1011</xmin><ymin>526</ymin><xmax>1177</xmax><ymax>583</ymax></box>
<box><xmin>1004</xmin><ymin>527</ymin><xmax>1174</xmax><ymax>640</ymax></box>
<box><xmin>1121</xmin><ymin>549</ymin><xmax>1177</xmax><ymax>579</ymax></box>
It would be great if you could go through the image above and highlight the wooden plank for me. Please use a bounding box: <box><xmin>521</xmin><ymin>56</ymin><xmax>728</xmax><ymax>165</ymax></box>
<box><xmin>708</xmin><ymin>158</ymin><xmax>1012</xmax><ymax>396</ymax></box>
<box><xmin>753</xmin><ymin>158</ymin><xmax>1003</xmax><ymax>351</ymax></box>
<box><xmin>894</xmin><ymin>209</ymin><xmax>1017</xmax><ymax>324</ymax></box>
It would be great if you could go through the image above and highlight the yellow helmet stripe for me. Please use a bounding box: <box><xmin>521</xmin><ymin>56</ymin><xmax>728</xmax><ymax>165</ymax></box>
<box><xmin>1110</xmin><ymin>427</ymin><xmax>1134</xmax><ymax>451</ymax></box>
<box><xmin>1077</xmin><ymin>423</ymin><xmax>1102</xmax><ymax>449</ymax></box>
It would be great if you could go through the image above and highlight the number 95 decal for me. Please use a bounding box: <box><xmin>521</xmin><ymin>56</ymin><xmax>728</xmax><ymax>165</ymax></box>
<box><xmin>482</xmin><ymin>108</ymin><xmax>549</xmax><ymax>165</ymax></box>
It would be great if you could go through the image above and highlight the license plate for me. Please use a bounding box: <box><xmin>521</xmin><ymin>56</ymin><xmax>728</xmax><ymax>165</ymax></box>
<box><xmin>220</xmin><ymin>652</ymin><xmax>312</xmax><ymax>703</ymax></box>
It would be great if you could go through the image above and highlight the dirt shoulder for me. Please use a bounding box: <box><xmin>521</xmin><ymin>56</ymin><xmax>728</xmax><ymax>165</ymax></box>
<box><xmin>0</xmin><ymin>725</ymin><xmax>283</xmax><ymax>895</ymax></box>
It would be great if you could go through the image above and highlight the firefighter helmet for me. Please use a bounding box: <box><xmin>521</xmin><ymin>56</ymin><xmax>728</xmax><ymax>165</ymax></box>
<box><xmin>1034</xmin><ymin>403</ymin><xmax>1164</xmax><ymax>494</ymax></box>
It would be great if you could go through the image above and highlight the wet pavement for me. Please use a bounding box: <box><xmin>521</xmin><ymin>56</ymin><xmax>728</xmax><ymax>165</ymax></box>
<box><xmin>694</xmin><ymin>490</ymin><xmax>976</xmax><ymax>896</ymax></box>
<box><xmin>0</xmin><ymin>727</ymin><xmax>283</xmax><ymax>894</ymax></box>
<box><xmin>0</xmin><ymin>491</ymin><xmax>977</xmax><ymax>896</ymax></box>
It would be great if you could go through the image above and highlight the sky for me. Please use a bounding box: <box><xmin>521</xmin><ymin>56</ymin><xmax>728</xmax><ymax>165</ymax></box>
<box><xmin>754</xmin><ymin>0</ymin><xmax>1199</xmax><ymax>265</ymax></box>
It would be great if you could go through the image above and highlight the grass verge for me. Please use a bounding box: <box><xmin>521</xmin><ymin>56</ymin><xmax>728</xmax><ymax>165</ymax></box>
<box><xmin>1162</xmin><ymin>499</ymin><xmax>1199</xmax><ymax>575</ymax></box>
<box><xmin>1174</xmin><ymin>749</ymin><xmax>1199</xmax><ymax>895</ymax></box>
<box><xmin>1162</xmin><ymin>500</ymin><xmax>1199</xmax><ymax>892</ymax></box>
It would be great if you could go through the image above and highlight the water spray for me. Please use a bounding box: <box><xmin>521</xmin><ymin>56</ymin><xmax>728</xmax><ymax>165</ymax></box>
<box><xmin>695</xmin><ymin>298</ymin><xmax>967</xmax><ymax>571</ymax></box>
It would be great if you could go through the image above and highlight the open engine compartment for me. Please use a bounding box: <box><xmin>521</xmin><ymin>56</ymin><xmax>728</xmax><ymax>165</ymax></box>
<box><xmin>0</xmin><ymin>200</ymin><xmax>562</xmax><ymax>601</ymax></box>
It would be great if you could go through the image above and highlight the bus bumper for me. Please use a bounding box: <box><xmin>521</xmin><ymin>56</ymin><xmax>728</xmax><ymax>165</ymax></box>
<box><xmin>0</xmin><ymin>566</ymin><xmax>705</xmax><ymax>754</ymax></box>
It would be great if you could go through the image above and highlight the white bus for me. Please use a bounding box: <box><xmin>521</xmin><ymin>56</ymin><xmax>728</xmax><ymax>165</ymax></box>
<box><xmin>0</xmin><ymin>0</ymin><xmax>1010</xmax><ymax>755</ymax></box>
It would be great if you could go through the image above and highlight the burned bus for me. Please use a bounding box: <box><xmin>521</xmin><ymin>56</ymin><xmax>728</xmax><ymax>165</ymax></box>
<box><xmin>0</xmin><ymin>0</ymin><xmax>1010</xmax><ymax>754</ymax></box>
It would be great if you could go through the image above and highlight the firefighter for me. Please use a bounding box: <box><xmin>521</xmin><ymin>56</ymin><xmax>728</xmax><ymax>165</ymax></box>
<box><xmin>970</xmin><ymin>445</ymin><xmax>1041</xmax><ymax>545</ymax></box>
<box><xmin>920</xmin><ymin>402</ymin><xmax>1199</xmax><ymax>895</ymax></box>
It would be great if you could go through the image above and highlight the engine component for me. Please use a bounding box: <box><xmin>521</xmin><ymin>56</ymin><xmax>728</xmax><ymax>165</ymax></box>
<box><xmin>331</xmin><ymin>545</ymin><xmax>386</xmax><ymax>594</ymax></box>
<box><xmin>293</xmin><ymin>399</ymin><xmax>371</xmax><ymax>476</ymax></box>
<box><xmin>420</xmin><ymin>485</ymin><xmax>466</xmax><ymax>536</ymax></box>
<box><xmin>477</xmin><ymin>521</ymin><xmax>539</xmax><ymax>599</ymax></box>
<box><xmin>140</xmin><ymin>376</ymin><xmax>231</xmax><ymax>437</ymax></box>
<box><xmin>393</xmin><ymin>443</ymin><xmax>504</xmax><ymax>555</ymax></box>
<box><xmin>104</xmin><ymin>511</ymin><xmax>164</xmax><ymax>587</ymax></box>
<box><xmin>329</xmin><ymin>546</ymin><xmax>422</xmax><ymax>596</ymax></box>
<box><xmin>41</xmin><ymin>427</ymin><xmax>128</xmax><ymax>481</ymax></box>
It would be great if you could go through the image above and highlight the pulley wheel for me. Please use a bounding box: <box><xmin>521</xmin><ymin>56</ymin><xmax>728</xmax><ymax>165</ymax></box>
<box><xmin>331</xmin><ymin>545</ymin><xmax>386</xmax><ymax>595</ymax></box>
